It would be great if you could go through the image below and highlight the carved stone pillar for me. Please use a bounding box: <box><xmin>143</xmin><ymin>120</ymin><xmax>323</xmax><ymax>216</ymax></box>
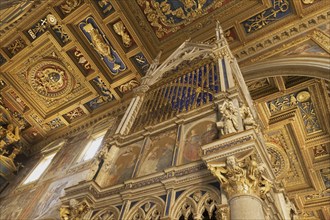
<box><xmin>208</xmin><ymin>155</ymin><xmax>272</xmax><ymax>220</ymax></box>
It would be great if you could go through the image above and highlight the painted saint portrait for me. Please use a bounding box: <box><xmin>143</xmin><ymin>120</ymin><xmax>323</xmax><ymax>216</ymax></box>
<box><xmin>104</xmin><ymin>145</ymin><xmax>140</xmax><ymax>187</ymax></box>
<box><xmin>0</xmin><ymin>187</ymin><xmax>40</xmax><ymax>219</ymax></box>
<box><xmin>31</xmin><ymin>171</ymin><xmax>88</xmax><ymax>219</ymax></box>
<box><xmin>180</xmin><ymin>121</ymin><xmax>218</xmax><ymax>164</ymax></box>
<box><xmin>138</xmin><ymin>134</ymin><xmax>175</xmax><ymax>177</ymax></box>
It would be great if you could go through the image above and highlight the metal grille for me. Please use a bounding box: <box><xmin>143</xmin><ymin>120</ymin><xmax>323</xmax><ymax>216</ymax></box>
<box><xmin>132</xmin><ymin>61</ymin><xmax>220</xmax><ymax>132</ymax></box>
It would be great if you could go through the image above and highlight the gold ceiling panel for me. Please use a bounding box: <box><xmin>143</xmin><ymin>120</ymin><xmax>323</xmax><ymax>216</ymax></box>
<box><xmin>2</xmin><ymin>38</ymin><xmax>92</xmax><ymax>117</ymax></box>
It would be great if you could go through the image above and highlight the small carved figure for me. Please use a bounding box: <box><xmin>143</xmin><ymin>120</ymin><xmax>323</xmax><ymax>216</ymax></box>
<box><xmin>217</xmin><ymin>100</ymin><xmax>239</xmax><ymax>135</ymax></box>
<box><xmin>259</xmin><ymin>176</ymin><xmax>273</xmax><ymax>197</ymax></box>
<box><xmin>208</xmin><ymin>164</ymin><xmax>228</xmax><ymax>184</ymax></box>
<box><xmin>225</xmin><ymin>156</ymin><xmax>246</xmax><ymax>184</ymax></box>
<box><xmin>240</xmin><ymin>103</ymin><xmax>257</xmax><ymax>130</ymax></box>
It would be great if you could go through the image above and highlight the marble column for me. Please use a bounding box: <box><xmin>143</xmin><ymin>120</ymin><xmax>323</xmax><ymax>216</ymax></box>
<box><xmin>208</xmin><ymin>155</ymin><xmax>272</xmax><ymax>220</ymax></box>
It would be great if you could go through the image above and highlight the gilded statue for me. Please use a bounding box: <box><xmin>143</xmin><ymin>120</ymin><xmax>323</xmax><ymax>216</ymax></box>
<box><xmin>83</xmin><ymin>23</ymin><xmax>120</xmax><ymax>70</ymax></box>
<box><xmin>217</xmin><ymin>99</ymin><xmax>239</xmax><ymax>135</ymax></box>
<box><xmin>59</xmin><ymin>206</ymin><xmax>70</xmax><ymax>220</ymax></box>
<box><xmin>208</xmin><ymin>155</ymin><xmax>273</xmax><ymax>198</ymax></box>
<box><xmin>0</xmin><ymin>123</ymin><xmax>20</xmax><ymax>149</ymax></box>
<box><xmin>113</xmin><ymin>21</ymin><xmax>132</xmax><ymax>47</ymax></box>
<box><xmin>60</xmin><ymin>199</ymin><xmax>89</xmax><ymax>220</ymax></box>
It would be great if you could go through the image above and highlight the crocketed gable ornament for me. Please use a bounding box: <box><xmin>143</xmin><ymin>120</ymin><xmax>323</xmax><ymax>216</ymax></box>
<box><xmin>27</xmin><ymin>59</ymin><xmax>73</xmax><ymax>98</ymax></box>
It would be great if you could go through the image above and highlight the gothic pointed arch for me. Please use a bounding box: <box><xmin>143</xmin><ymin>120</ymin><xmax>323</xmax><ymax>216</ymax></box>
<box><xmin>91</xmin><ymin>206</ymin><xmax>120</xmax><ymax>220</ymax></box>
<box><xmin>124</xmin><ymin>196</ymin><xmax>165</xmax><ymax>220</ymax></box>
<box><xmin>171</xmin><ymin>186</ymin><xmax>221</xmax><ymax>220</ymax></box>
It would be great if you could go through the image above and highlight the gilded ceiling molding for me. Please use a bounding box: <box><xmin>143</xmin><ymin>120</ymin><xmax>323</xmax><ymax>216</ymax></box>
<box><xmin>241</xmin><ymin>57</ymin><xmax>330</xmax><ymax>81</ymax></box>
<box><xmin>233</xmin><ymin>9</ymin><xmax>330</xmax><ymax>62</ymax></box>
<box><xmin>242</xmin><ymin>0</ymin><xmax>291</xmax><ymax>34</ymax></box>
<box><xmin>0</xmin><ymin>1</ymin><xmax>44</xmax><ymax>37</ymax></box>
<box><xmin>249</xmin><ymin>30</ymin><xmax>330</xmax><ymax>63</ymax></box>
<box><xmin>136</xmin><ymin>0</ymin><xmax>227</xmax><ymax>39</ymax></box>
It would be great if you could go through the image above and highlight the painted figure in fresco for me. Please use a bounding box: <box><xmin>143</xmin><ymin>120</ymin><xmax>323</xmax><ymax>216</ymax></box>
<box><xmin>201</xmin><ymin>123</ymin><xmax>218</xmax><ymax>144</ymax></box>
<box><xmin>139</xmin><ymin>141</ymin><xmax>174</xmax><ymax>176</ymax></box>
<box><xmin>182</xmin><ymin>122</ymin><xmax>218</xmax><ymax>164</ymax></box>
<box><xmin>183</xmin><ymin>128</ymin><xmax>201</xmax><ymax>163</ymax></box>
<box><xmin>240</xmin><ymin>103</ymin><xmax>257</xmax><ymax>130</ymax></box>
<box><xmin>33</xmin><ymin>180</ymin><xmax>69</xmax><ymax>219</ymax></box>
<box><xmin>107</xmin><ymin>147</ymin><xmax>138</xmax><ymax>186</ymax></box>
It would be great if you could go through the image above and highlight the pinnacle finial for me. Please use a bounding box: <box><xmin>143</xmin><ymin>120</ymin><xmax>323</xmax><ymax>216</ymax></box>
<box><xmin>216</xmin><ymin>20</ymin><xmax>224</xmax><ymax>41</ymax></box>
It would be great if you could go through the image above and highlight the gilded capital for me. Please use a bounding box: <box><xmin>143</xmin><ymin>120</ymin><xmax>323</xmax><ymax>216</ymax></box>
<box><xmin>208</xmin><ymin>155</ymin><xmax>272</xmax><ymax>199</ymax></box>
<box><xmin>60</xmin><ymin>199</ymin><xmax>90</xmax><ymax>220</ymax></box>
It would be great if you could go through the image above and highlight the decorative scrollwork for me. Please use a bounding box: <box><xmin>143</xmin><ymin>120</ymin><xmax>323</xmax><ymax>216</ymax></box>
<box><xmin>268</xmin><ymin>90</ymin><xmax>321</xmax><ymax>134</ymax></box>
<box><xmin>119</xmin><ymin>80</ymin><xmax>140</xmax><ymax>93</ymax></box>
<box><xmin>60</xmin><ymin>0</ymin><xmax>82</xmax><ymax>14</ymax></box>
<box><xmin>243</xmin><ymin>0</ymin><xmax>291</xmax><ymax>33</ymax></box>
<box><xmin>6</xmin><ymin>37</ymin><xmax>26</xmax><ymax>56</ymax></box>
<box><xmin>137</xmin><ymin>0</ymin><xmax>226</xmax><ymax>38</ymax></box>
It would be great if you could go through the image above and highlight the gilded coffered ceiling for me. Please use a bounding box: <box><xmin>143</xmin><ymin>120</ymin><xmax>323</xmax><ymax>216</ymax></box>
<box><xmin>0</xmin><ymin>0</ymin><xmax>328</xmax><ymax>147</ymax></box>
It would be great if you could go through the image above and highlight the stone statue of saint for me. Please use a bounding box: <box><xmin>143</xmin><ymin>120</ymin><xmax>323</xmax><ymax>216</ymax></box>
<box><xmin>217</xmin><ymin>99</ymin><xmax>238</xmax><ymax>135</ymax></box>
<box><xmin>240</xmin><ymin>103</ymin><xmax>257</xmax><ymax>130</ymax></box>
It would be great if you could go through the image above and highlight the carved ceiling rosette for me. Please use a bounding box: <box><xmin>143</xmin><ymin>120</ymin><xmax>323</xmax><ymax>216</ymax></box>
<box><xmin>266</xmin><ymin>142</ymin><xmax>290</xmax><ymax>179</ymax></box>
<box><xmin>27</xmin><ymin>59</ymin><xmax>74</xmax><ymax>99</ymax></box>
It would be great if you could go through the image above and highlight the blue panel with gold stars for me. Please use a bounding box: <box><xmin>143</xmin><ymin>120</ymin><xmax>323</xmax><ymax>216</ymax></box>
<box><xmin>79</xmin><ymin>17</ymin><xmax>126</xmax><ymax>75</ymax></box>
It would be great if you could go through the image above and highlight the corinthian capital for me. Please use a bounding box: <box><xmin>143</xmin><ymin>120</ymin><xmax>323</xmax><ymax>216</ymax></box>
<box><xmin>208</xmin><ymin>155</ymin><xmax>272</xmax><ymax>199</ymax></box>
